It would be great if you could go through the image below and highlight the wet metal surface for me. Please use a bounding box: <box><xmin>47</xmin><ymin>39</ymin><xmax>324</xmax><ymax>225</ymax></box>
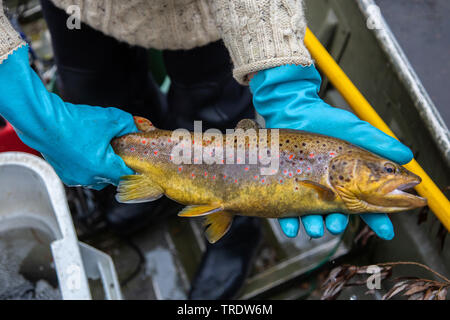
<box><xmin>92</xmin><ymin>215</ymin><xmax>352</xmax><ymax>300</ymax></box>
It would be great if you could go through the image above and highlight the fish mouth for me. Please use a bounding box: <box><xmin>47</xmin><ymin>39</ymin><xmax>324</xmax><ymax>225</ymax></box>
<box><xmin>368</xmin><ymin>179</ymin><xmax>427</xmax><ymax>212</ymax></box>
<box><xmin>386</xmin><ymin>181</ymin><xmax>426</xmax><ymax>201</ymax></box>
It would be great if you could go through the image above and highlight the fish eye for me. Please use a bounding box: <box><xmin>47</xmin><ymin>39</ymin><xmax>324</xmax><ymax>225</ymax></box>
<box><xmin>384</xmin><ymin>163</ymin><xmax>396</xmax><ymax>174</ymax></box>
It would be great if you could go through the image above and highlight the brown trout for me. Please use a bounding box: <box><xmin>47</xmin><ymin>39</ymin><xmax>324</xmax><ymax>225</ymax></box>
<box><xmin>112</xmin><ymin>116</ymin><xmax>426</xmax><ymax>243</ymax></box>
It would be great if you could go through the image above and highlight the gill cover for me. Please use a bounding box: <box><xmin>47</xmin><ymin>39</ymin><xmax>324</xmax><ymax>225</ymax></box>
<box><xmin>329</xmin><ymin>151</ymin><xmax>426</xmax><ymax>213</ymax></box>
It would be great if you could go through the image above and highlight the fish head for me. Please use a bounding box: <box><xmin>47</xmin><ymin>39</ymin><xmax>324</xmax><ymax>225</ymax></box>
<box><xmin>328</xmin><ymin>151</ymin><xmax>427</xmax><ymax>213</ymax></box>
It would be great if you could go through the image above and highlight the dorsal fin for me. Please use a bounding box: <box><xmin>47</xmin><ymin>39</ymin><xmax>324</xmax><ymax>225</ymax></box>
<box><xmin>134</xmin><ymin>116</ymin><xmax>156</xmax><ymax>132</ymax></box>
<box><xmin>235</xmin><ymin>119</ymin><xmax>260</xmax><ymax>130</ymax></box>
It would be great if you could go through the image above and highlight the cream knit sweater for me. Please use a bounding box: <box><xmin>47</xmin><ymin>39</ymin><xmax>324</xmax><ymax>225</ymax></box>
<box><xmin>0</xmin><ymin>0</ymin><xmax>312</xmax><ymax>85</ymax></box>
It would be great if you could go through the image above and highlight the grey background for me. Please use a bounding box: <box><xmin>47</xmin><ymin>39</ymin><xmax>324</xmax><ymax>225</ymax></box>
<box><xmin>376</xmin><ymin>0</ymin><xmax>450</xmax><ymax>127</ymax></box>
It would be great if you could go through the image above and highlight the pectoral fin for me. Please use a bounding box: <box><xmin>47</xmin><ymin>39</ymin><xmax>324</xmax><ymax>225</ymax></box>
<box><xmin>178</xmin><ymin>204</ymin><xmax>224</xmax><ymax>217</ymax></box>
<box><xmin>116</xmin><ymin>175</ymin><xmax>163</xmax><ymax>203</ymax></box>
<box><xmin>203</xmin><ymin>211</ymin><xmax>234</xmax><ymax>243</ymax></box>
<box><xmin>298</xmin><ymin>180</ymin><xmax>336</xmax><ymax>201</ymax></box>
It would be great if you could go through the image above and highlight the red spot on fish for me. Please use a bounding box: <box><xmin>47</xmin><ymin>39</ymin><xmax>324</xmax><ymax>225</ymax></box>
<box><xmin>234</xmin><ymin>179</ymin><xmax>238</xmax><ymax>183</ymax></box>
<box><xmin>170</xmin><ymin>155</ymin><xmax>173</xmax><ymax>160</ymax></box>
<box><xmin>283</xmin><ymin>170</ymin><xmax>287</xmax><ymax>174</ymax></box>
<box><xmin>191</xmin><ymin>173</ymin><xmax>195</xmax><ymax>178</ymax></box>
<box><xmin>329</xmin><ymin>152</ymin><xmax>335</xmax><ymax>156</ymax></box>
<box><xmin>237</xmin><ymin>158</ymin><xmax>241</xmax><ymax>163</ymax></box>
<box><xmin>168</xmin><ymin>138</ymin><xmax>171</xmax><ymax>143</ymax></box>
<box><xmin>297</xmin><ymin>169</ymin><xmax>301</xmax><ymax>174</ymax></box>
<box><xmin>223</xmin><ymin>175</ymin><xmax>227</xmax><ymax>179</ymax></box>
<box><xmin>279</xmin><ymin>179</ymin><xmax>283</xmax><ymax>183</ymax></box>
<box><xmin>307</xmin><ymin>167</ymin><xmax>311</xmax><ymax>171</ymax></box>
<box><xmin>130</xmin><ymin>147</ymin><xmax>135</xmax><ymax>152</ymax></box>
<box><xmin>178</xmin><ymin>167</ymin><xmax>182</xmax><ymax>172</ymax></box>
<box><xmin>289</xmin><ymin>172</ymin><xmax>293</xmax><ymax>177</ymax></box>
<box><xmin>289</xmin><ymin>154</ymin><xmax>294</xmax><ymax>160</ymax></box>
<box><xmin>141</xmin><ymin>139</ymin><xmax>147</xmax><ymax>144</ymax></box>
<box><xmin>295</xmin><ymin>187</ymin><xmax>299</xmax><ymax>191</ymax></box>
<box><xmin>244</xmin><ymin>166</ymin><xmax>249</xmax><ymax>171</ymax></box>
<box><xmin>154</xmin><ymin>151</ymin><xmax>158</xmax><ymax>155</ymax></box>
<box><xmin>204</xmin><ymin>172</ymin><xmax>208</xmax><ymax>177</ymax></box>
<box><xmin>254</xmin><ymin>175</ymin><xmax>258</xmax><ymax>180</ymax></box>
<box><xmin>212</xmin><ymin>175</ymin><xmax>216</xmax><ymax>180</ymax></box>
<box><xmin>261</xmin><ymin>179</ymin><xmax>265</xmax><ymax>183</ymax></box>
<box><xmin>221</xmin><ymin>159</ymin><xmax>225</xmax><ymax>164</ymax></box>
<box><xmin>309</xmin><ymin>153</ymin><xmax>315</xmax><ymax>158</ymax></box>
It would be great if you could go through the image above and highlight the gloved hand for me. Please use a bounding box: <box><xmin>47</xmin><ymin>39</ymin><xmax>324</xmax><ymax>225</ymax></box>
<box><xmin>249</xmin><ymin>64</ymin><xmax>413</xmax><ymax>240</ymax></box>
<box><xmin>0</xmin><ymin>45</ymin><xmax>138</xmax><ymax>189</ymax></box>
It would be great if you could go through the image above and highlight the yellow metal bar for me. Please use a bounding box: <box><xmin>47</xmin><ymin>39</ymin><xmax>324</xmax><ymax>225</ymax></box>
<box><xmin>304</xmin><ymin>27</ymin><xmax>450</xmax><ymax>231</ymax></box>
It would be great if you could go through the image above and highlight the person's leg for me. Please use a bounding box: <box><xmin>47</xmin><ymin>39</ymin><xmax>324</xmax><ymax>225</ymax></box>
<box><xmin>163</xmin><ymin>40</ymin><xmax>262</xmax><ymax>300</ymax></box>
<box><xmin>162</xmin><ymin>40</ymin><xmax>254</xmax><ymax>131</ymax></box>
<box><xmin>40</xmin><ymin>0</ymin><xmax>169</xmax><ymax>234</ymax></box>
<box><xmin>40</xmin><ymin>0</ymin><xmax>166</xmax><ymax>124</ymax></box>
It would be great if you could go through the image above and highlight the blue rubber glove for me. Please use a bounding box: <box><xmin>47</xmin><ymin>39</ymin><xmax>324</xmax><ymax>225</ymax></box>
<box><xmin>0</xmin><ymin>45</ymin><xmax>137</xmax><ymax>190</ymax></box>
<box><xmin>250</xmin><ymin>64</ymin><xmax>413</xmax><ymax>240</ymax></box>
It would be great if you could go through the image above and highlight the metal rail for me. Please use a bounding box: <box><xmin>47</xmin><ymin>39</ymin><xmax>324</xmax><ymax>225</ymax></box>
<box><xmin>304</xmin><ymin>28</ymin><xmax>450</xmax><ymax>231</ymax></box>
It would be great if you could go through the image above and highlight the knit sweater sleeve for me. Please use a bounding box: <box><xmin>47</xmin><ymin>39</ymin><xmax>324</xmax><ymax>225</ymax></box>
<box><xmin>0</xmin><ymin>1</ymin><xmax>26</xmax><ymax>64</ymax></box>
<box><xmin>210</xmin><ymin>0</ymin><xmax>313</xmax><ymax>85</ymax></box>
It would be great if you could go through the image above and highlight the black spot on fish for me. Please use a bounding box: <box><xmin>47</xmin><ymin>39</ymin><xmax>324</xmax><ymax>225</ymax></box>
<box><xmin>302</xmin><ymin>143</ymin><xmax>306</xmax><ymax>146</ymax></box>
<box><xmin>286</xmin><ymin>139</ymin><xmax>290</xmax><ymax>143</ymax></box>
<box><xmin>339</xmin><ymin>176</ymin><xmax>344</xmax><ymax>180</ymax></box>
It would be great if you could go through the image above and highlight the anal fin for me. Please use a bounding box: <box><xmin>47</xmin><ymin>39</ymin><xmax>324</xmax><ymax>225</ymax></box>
<box><xmin>116</xmin><ymin>175</ymin><xmax>163</xmax><ymax>203</ymax></box>
<box><xmin>203</xmin><ymin>211</ymin><xmax>234</xmax><ymax>244</ymax></box>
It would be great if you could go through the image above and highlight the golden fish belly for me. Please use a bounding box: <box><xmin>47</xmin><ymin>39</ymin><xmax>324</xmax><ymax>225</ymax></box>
<box><xmin>122</xmin><ymin>154</ymin><xmax>347</xmax><ymax>218</ymax></box>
